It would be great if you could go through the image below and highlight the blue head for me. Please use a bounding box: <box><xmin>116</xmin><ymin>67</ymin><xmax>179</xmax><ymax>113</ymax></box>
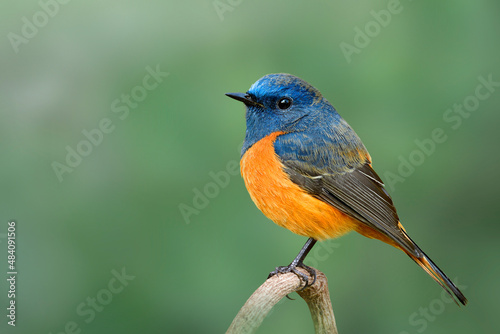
<box><xmin>226</xmin><ymin>73</ymin><xmax>350</xmax><ymax>156</ymax></box>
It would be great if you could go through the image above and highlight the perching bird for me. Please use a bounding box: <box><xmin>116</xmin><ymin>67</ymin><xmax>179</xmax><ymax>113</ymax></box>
<box><xmin>226</xmin><ymin>73</ymin><xmax>467</xmax><ymax>305</ymax></box>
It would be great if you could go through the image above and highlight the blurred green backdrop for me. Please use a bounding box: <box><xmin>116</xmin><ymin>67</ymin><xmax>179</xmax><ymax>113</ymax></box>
<box><xmin>0</xmin><ymin>0</ymin><xmax>499</xmax><ymax>333</ymax></box>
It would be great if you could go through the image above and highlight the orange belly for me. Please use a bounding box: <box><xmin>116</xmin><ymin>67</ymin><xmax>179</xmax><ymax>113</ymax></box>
<box><xmin>240</xmin><ymin>132</ymin><xmax>359</xmax><ymax>241</ymax></box>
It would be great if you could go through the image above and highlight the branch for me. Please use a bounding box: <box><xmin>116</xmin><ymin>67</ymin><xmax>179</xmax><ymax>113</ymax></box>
<box><xmin>226</xmin><ymin>267</ymin><xmax>338</xmax><ymax>334</ymax></box>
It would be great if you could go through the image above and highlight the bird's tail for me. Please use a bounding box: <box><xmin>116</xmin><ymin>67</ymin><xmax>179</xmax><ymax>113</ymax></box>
<box><xmin>406</xmin><ymin>244</ymin><xmax>467</xmax><ymax>306</ymax></box>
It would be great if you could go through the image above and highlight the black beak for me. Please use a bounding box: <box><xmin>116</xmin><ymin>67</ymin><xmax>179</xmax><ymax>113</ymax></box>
<box><xmin>225</xmin><ymin>92</ymin><xmax>263</xmax><ymax>108</ymax></box>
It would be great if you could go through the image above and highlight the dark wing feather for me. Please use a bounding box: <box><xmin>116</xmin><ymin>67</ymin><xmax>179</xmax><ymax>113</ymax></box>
<box><xmin>284</xmin><ymin>161</ymin><xmax>421</xmax><ymax>256</ymax></box>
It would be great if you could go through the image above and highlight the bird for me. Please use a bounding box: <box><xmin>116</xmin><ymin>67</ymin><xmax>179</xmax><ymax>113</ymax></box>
<box><xmin>225</xmin><ymin>73</ymin><xmax>467</xmax><ymax>306</ymax></box>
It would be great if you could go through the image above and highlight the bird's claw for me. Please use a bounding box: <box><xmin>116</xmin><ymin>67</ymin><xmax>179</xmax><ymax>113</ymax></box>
<box><xmin>268</xmin><ymin>262</ymin><xmax>317</xmax><ymax>291</ymax></box>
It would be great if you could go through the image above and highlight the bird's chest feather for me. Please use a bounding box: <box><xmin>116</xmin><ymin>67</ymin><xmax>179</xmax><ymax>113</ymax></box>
<box><xmin>240</xmin><ymin>132</ymin><xmax>295</xmax><ymax>220</ymax></box>
<box><xmin>240</xmin><ymin>131</ymin><xmax>357</xmax><ymax>240</ymax></box>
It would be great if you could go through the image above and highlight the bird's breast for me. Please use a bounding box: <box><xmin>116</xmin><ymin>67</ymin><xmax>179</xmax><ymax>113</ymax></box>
<box><xmin>240</xmin><ymin>131</ymin><xmax>358</xmax><ymax>240</ymax></box>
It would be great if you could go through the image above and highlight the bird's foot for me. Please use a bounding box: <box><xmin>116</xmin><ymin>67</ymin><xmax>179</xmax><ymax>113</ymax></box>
<box><xmin>268</xmin><ymin>262</ymin><xmax>317</xmax><ymax>291</ymax></box>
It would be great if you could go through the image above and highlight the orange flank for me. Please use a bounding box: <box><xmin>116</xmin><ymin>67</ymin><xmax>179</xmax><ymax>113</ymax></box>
<box><xmin>354</xmin><ymin>223</ymin><xmax>403</xmax><ymax>250</ymax></box>
<box><xmin>240</xmin><ymin>131</ymin><xmax>359</xmax><ymax>241</ymax></box>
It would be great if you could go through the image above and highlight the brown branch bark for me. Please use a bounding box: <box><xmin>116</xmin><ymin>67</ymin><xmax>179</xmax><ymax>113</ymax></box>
<box><xmin>226</xmin><ymin>267</ymin><xmax>338</xmax><ymax>334</ymax></box>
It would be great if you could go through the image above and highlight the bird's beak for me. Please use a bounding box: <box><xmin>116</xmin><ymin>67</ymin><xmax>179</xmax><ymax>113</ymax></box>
<box><xmin>225</xmin><ymin>92</ymin><xmax>264</xmax><ymax>108</ymax></box>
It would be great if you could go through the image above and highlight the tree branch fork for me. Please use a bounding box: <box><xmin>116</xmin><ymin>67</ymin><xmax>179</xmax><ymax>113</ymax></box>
<box><xmin>226</xmin><ymin>267</ymin><xmax>338</xmax><ymax>334</ymax></box>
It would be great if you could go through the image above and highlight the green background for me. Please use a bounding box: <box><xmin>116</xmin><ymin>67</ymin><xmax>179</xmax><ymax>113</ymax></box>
<box><xmin>1</xmin><ymin>0</ymin><xmax>499</xmax><ymax>333</ymax></box>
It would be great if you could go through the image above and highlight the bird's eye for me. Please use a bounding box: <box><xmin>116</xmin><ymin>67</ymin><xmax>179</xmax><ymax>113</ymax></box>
<box><xmin>277</xmin><ymin>97</ymin><xmax>292</xmax><ymax>110</ymax></box>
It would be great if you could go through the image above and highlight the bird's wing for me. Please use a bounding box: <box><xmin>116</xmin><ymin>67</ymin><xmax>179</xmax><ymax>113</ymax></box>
<box><xmin>275</xmin><ymin>132</ymin><xmax>420</xmax><ymax>256</ymax></box>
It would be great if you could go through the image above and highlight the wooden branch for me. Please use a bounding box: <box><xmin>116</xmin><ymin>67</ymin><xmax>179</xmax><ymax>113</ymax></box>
<box><xmin>296</xmin><ymin>269</ymin><xmax>338</xmax><ymax>334</ymax></box>
<box><xmin>226</xmin><ymin>267</ymin><xmax>338</xmax><ymax>334</ymax></box>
